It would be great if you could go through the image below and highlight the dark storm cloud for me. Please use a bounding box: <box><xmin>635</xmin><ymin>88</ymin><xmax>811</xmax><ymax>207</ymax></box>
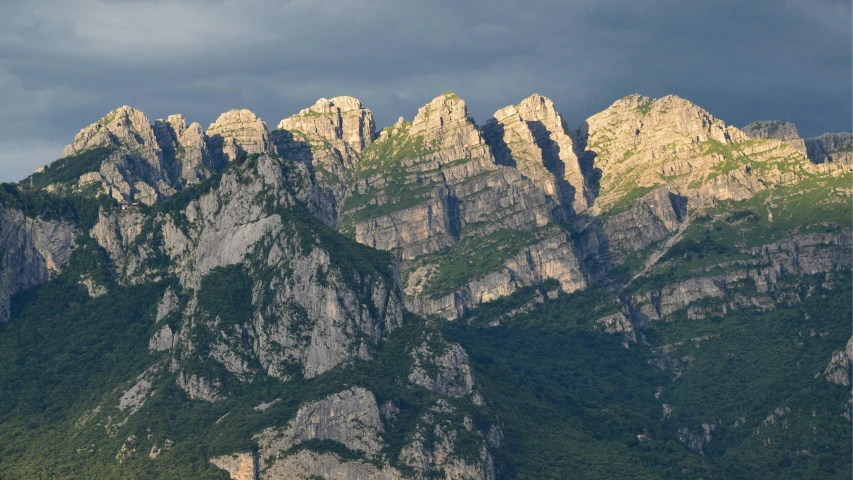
<box><xmin>0</xmin><ymin>0</ymin><xmax>850</xmax><ymax>181</ymax></box>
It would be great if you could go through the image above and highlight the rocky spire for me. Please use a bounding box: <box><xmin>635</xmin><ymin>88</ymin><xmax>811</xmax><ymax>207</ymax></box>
<box><xmin>278</xmin><ymin>96</ymin><xmax>375</xmax><ymax>152</ymax></box>
<box><xmin>206</xmin><ymin>109</ymin><xmax>275</xmax><ymax>163</ymax></box>
<box><xmin>483</xmin><ymin>94</ymin><xmax>587</xmax><ymax>212</ymax></box>
<box><xmin>62</xmin><ymin>105</ymin><xmax>164</xmax><ymax>170</ymax></box>
<box><xmin>409</xmin><ymin>92</ymin><xmax>483</xmax><ymax>149</ymax></box>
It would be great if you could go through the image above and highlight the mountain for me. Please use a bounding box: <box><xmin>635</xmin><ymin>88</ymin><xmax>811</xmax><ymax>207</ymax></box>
<box><xmin>0</xmin><ymin>91</ymin><xmax>850</xmax><ymax>479</ymax></box>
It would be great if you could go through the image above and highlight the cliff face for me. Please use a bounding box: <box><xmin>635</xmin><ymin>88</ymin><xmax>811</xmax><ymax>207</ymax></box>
<box><xmin>3</xmin><ymin>90</ymin><xmax>851</xmax><ymax>479</ymax></box>
<box><xmin>207</xmin><ymin>109</ymin><xmax>277</xmax><ymax>164</ymax></box>
<box><xmin>0</xmin><ymin>206</ymin><xmax>77</xmax><ymax>322</ymax></box>
<box><xmin>806</xmin><ymin>132</ymin><xmax>853</xmax><ymax>165</ymax></box>
<box><xmin>483</xmin><ymin>94</ymin><xmax>587</xmax><ymax>213</ymax></box>
<box><xmin>154</xmin><ymin>114</ymin><xmax>218</xmax><ymax>184</ymax></box>
<box><xmin>742</xmin><ymin>120</ymin><xmax>807</xmax><ymax>154</ymax></box>
<box><xmin>338</xmin><ymin>93</ymin><xmax>586</xmax><ymax>319</ymax></box>
<box><xmin>115</xmin><ymin>154</ymin><xmax>403</xmax><ymax>385</ymax></box>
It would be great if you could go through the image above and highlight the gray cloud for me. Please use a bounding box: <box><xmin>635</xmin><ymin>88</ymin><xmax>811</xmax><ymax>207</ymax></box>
<box><xmin>0</xmin><ymin>0</ymin><xmax>850</xmax><ymax>181</ymax></box>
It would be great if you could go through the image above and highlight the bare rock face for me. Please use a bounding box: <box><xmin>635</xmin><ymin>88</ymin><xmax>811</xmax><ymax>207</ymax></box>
<box><xmin>602</xmin><ymin>187</ymin><xmax>687</xmax><ymax>257</ymax></box>
<box><xmin>56</xmin><ymin>106</ymin><xmax>178</xmax><ymax>203</ymax></box>
<box><xmin>89</xmin><ymin>207</ymin><xmax>144</xmax><ymax>266</ymax></box>
<box><xmin>0</xmin><ymin>206</ymin><xmax>77</xmax><ymax>322</ymax></box>
<box><xmin>277</xmin><ymin>96</ymin><xmax>375</xmax><ymax>154</ymax></box>
<box><xmin>405</xmin><ymin>227</ymin><xmax>586</xmax><ymax>319</ymax></box>
<box><xmin>274</xmin><ymin>96</ymin><xmax>376</xmax><ymax>216</ymax></box>
<box><xmin>155</xmin><ymin>114</ymin><xmax>217</xmax><ymax>183</ymax></box>
<box><xmin>342</xmin><ymin>93</ymin><xmax>584</xmax><ymax>319</ymax></box>
<box><xmin>408</xmin><ymin>332</ymin><xmax>478</xmax><ymax>399</ymax></box>
<box><xmin>400</xmin><ymin>400</ymin><xmax>495</xmax><ymax>480</ymax></box>
<box><xmin>118</xmin><ymin>154</ymin><xmax>404</xmax><ymax>384</ymax></box>
<box><xmin>62</xmin><ymin>106</ymin><xmax>163</xmax><ymax>172</ymax></box>
<box><xmin>825</xmin><ymin>336</ymin><xmax>853</xmax><ymax>386</ymax></box>
<box><xmin>210</xmin><ymin>453</ymin><xmax>257</xmax><ymax>480</ymax></box>
<box><xmin>596</xmin><ymin>312</ymin><xmax>636</xmax><ymax>342</ymax></box>
<box><xmin>742</xmin><ymin>120</ymin><xmax>807</xmax><ymax>154</ymax></box>
<box><xmin>207</xmin><ymin>109</ymin><xmax>275</xmax><ymax>163</ymax></box>
<box><xmin>258</xmin><ymin>450</ymin><xmax>400</xmax><ymax>480</ymax></box>
<box><xmin>148</xmin><ymin>324</ymin><xmax>174</xmax><ymax>352</ymax></box>
<box><xmin>806</xmin><ymin>133</ymin><xmax>853</xmax><ymax>165</ymax></box>
<box><xmin>630</xmin><ymin>232</ymin><xmax>852</xmax><ymax>322</ymax></box>
<box><xmin>483</xmin><ymin>94</ymin><xmax>587</xmax><ymax>212</ymax></box>
<box><xmin>246</xmin><ymin>387</ymin><xmax>407</xmax><ymax>480</ymax></box>
<box><xmin>255</xmin><ymin>387</ymin><xmax>384</xmax><ymax>458</ymax></box>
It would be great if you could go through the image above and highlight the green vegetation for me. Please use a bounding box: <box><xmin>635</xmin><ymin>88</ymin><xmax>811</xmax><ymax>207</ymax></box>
<box><xmin>444</xmin><ymin>289</ymin><xmax>715</xmax><ymax>479</ymax></box>
<box><xmin>416</xmin><ymin>228</ymin><xmax>543</xmax><ymax>298</ymax></box>
<box><xmin>0</xmin><ymin>182</ymin><xmax>116</xmax><ymax>231</ymax></box>
<box><xmin>602</xmin><ymin>184</ymin><xmax>657</xmax><ymax>217</ymax></box>
<box><xmin>197</xmin><ymin>265</ymin><xmax>253</xmax><ymax>328</ymax></box>
<box><xmin>341</xmin><ymin>124</ymin><xmax>434</xmax><ymax>227</ymax></box>
<box><xmin>441</xmin><ymin>269</ymin><xmax>852</xmax><ymax>479</ymax></box>
<box><xmin>636</xmin><ymin>98</ymin><xmax>655</xmax><ymax>116</ymax></box>
<box><xmin>25</xmin><ymin>147</ymin><xmax>116</xmax><ymax>189</ymax></box>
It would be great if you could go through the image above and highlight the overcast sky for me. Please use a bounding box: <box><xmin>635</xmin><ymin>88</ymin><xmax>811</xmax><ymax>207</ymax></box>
<box><xmin>1</xmin><ymin>0</ymin><xmax>850</xmax><ymax>181</ymax></box>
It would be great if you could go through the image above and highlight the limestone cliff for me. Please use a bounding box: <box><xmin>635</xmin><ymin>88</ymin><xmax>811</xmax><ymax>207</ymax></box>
<box><xmin>742</xmin><ymin>120</ymin><xmax>807</xmax><ymax>154</ymax></box>
<box><xmin>630</xmin><ymin>232</ymin><xmax>852</xmax><ymax>323</ymax></box>
<box><xmin>154</xmin><ymin>114</ymin><xmax>218</xmax><ymax>183</ymax></box>
<box><xmin>0</xmin><ymin>206</ymin><xmax>77</xmax><ymax>322</ymax></box>
<box><xmin>207</xmin><ymin>109</ymin><xmax>276</xmax><ymax>164</ymax></box>
<box><xmin>217</xmin><ymin>386</ymin><xmax>496</xmax><ymax>480</ymax></box>
<box><xmin>825</xmin><ymin>336</ymin><xmax>853</xmax><ymax>386</ymax></box>
<box><xmin>340</xmin><ymin>93</ymin><xmax>585</xmax><ymax>319</ymax></box>
<box><xmin>117</xmin><ymin>154</ymin><xmax>403</xmax><ymax>389</ymax></box>
<box><xmin>806</xmin><ymin>132</ymin><xmax>853</xmax><ymax>165</ymax></box>
<box><xmin>483</xmin><ymin>94</ymin><xmax>587</xmax><ymax>212</ymax></box>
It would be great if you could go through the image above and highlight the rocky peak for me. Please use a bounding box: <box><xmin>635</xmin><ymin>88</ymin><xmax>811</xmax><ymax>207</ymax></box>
<box><xmin>206</xmin><ymin>109</ymin><xmax>274</xmax><ymax>162</ymax></box>
<box><xmin>62</xmin><ymin>105</ymin><xmax>163</xmax><ymax>162</ymax></box>
<box><xmin>483</xmin><ymin>94</ymin><xmax>587</xmax><ymax>211</ymax></box>
<box><xmin>153</xmin><ymin>114</ymin><xmax>188</xmax><ymax>152</ymax></box>
<box><xmin>742</xmin><ymin>120</ymin><xmax>806</xmax><ymax>154</ymax></box>
<box><xmin>277</xmin><ymin>95</ymin><xmax>375</xmax><ymax>152</ymax></box>
<box><xmin>409</xmin><ymin>92</ymin><xmax>484</xmax><ymax>152</ymax></box>
<box><xmin>516</xmin><ymin>94</ymin><xmax>568</xmax><ymax>132</ymax></box>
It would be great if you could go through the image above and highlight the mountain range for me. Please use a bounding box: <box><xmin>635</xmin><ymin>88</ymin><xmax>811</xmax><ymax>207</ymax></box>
<box><xmin>0</xmin><ymin>91</ymin><xmax>850</xmax><ymax>479</ymax></box>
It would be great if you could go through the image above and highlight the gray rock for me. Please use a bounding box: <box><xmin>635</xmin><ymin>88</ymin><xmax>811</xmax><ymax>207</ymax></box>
<box><xmin>409</xmin><ymin>333</ymin><xmax>477</xmax><ymax>398</ymax></box>
<box><xmin>207</xmin><ymin>109</ymin><xmax>276</xmax><ymax>163</ymax></box>
<box><xmin>805</xmin><ymin>132</ymin><xmax>853</xmax><ymax>165</ymax></box>
<box><xmin>825</xmin><ymin>336</ymin><xmax>853</xmax><ymax>386</ymax></box>
<box><xmin>255</xmin><ymin>387</ymin><xmax>384</xmax><ymax>459</ymax></box>
<box><xmin>0</xmin><ymin>206</ymin><xmax>77</xmax><ymax>323</ymax></box>
<box><xmin>742</xmin><ymin>120</ymin><xmax>806</xmax><ymax>154</ymax></box>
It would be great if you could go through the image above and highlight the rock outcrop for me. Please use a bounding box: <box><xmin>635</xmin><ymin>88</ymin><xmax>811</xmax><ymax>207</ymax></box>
<box><xmin>207</xmin><ymin>109</ymin><xmax>276</xmax><ymax>163</ymax></box>
<box><xmin>408</xmin><ymin>332</ymin><xmax>479</xmax><ymax>400</ymax></box>
<box><xmin>825</xmin><ymin>336</ymin><xmax>853</xmax><ymax>386</ymax></box>
<box><xmin>0</xmin><ymin>206</ymin><xmax>77</xmax><ymax>322</ymax></box>
<box><xmin>630</xmin><ymin>232</ymin><xmax>851</xmax><ymax>322</ymax></box>
<box><xmin>806</xmin><ymin>133</ymin><xmax>853</xmax><ymax>165</ymax></box>
<box><xmin>483</xmin><ymin>94</ymin><xmax>587</xmax><ymax>212</ymax></box>
<box><xmin>255</xmin><ymin>387</ymin><xmax>385</xmax><ymax>458</ymax></box>
<box><xmin>62</xmin><ymin>106</ymin><xmax>163</xmax><ymax>170</ymax></box>
<box><xmin>341</xmin><ymin>93</ymin><xmax>585</xmax><ymax>319</ymax></box>
<box><xmin>742</xmin><ymin>120</ymin><xmax>807</xmax><ymax>154</ymax></box>
<box><xmin>155</xmin><ymin>114</ymin><xmax>218</xmax><ymax>183</ymax></box>
<box><xmin>57</xmin><ymin>106</ymin><xmax>177</xmax><ymax>204</ymax></box>
<box><xmin>116</xmin><ymin>154</ymin><xmax>403</xmax><ymax>386</ymax></box>
<box><xmin>399</xmin><ymin>400</ymin><xmax>495</xmax><ymax>480</ymax></box>
<box><xmin>210</xmin><ymin>453</ymin><xmax>257</xmax><ymax>480</ymax></box>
